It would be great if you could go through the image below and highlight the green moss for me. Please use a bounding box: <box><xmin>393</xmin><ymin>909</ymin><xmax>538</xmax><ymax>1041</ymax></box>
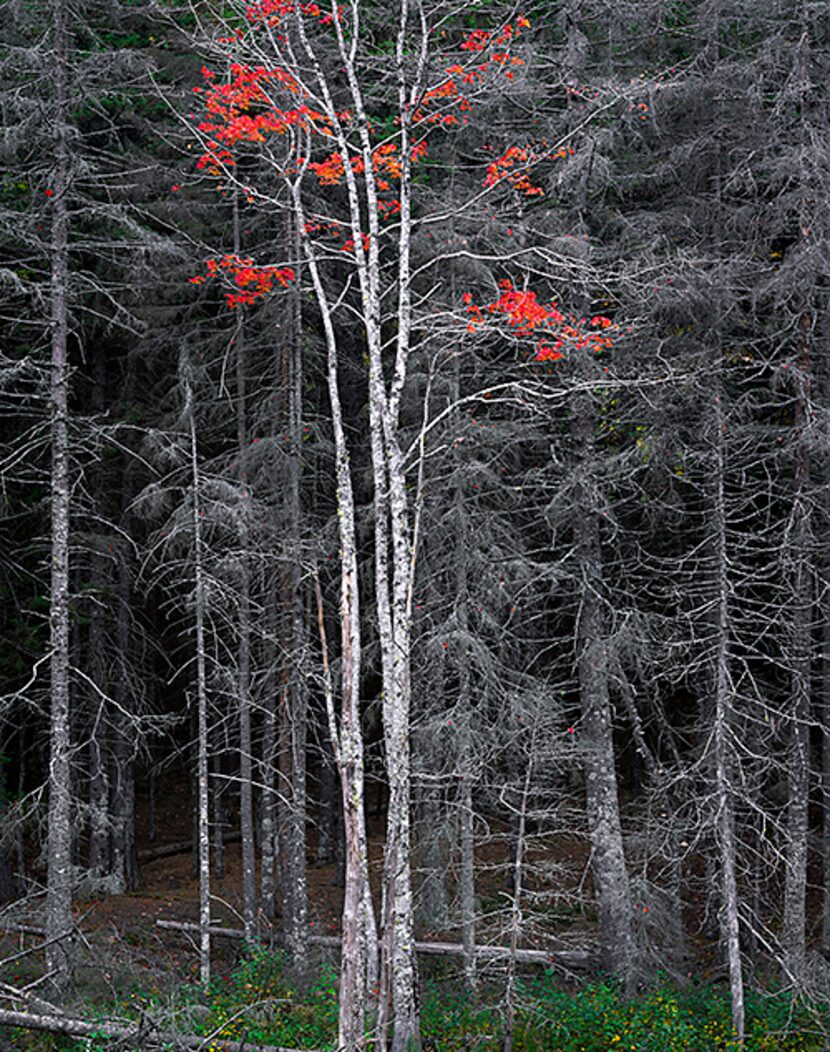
<box><xmin>35</xmin><ymin>957</ymin><xmax>830</xmax><ymax>1051</ymax></box>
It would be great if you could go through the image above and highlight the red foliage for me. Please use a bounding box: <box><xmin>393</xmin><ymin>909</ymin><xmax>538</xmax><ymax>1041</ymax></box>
<box><xmin>191</xmin><ymin>255</ymin><xmax>295</xmax><ymax>308</ymax></box>
<box><xmin>483</xmin><ymin>146</ymin><xmax>544</xmax><ymax>196</ymax></box>
<box><xmin>342</xmin><ymin>233</ymin><xmax>371</xmax><ymax>254</ymax></box>
<box><xmin>464</xmin><ymin>280</ymin><xmax>616</xmax><ymax>361</ymax></box>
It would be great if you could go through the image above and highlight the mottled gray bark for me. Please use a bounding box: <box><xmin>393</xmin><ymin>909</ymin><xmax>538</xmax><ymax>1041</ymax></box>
<box><xmin>824</xmin><ymin>479</ymin><xmax>830</xmax><ymax>958</ymax></box>
<box><xmin>297</xmin><ymin>178</ymin><xmax>376</xmax><ymax>1050</ymax></box>
<box><xmin>571</xmin><ymin>391</ymin><xmax>635</xmax><ymax>986</ymax></box>
<box><xmin>45</xmin><ymin>0</ymin><xmax>73</xmax><ymax>995</ymax></box>
<box><xmin>458</xmin><ymin>768</ymin><xmax>476</xmax><ymax>993</ymax></box>
<box><xmin>782</xmin><ymin>13</ymin><xmax>817</xmax><ymax>984</ymax></box>
<box><xmin>820</xmin><ymin>68</ymin><xmax>830</xmax><ymax>964</ymax></box>
<box><xmin>708</xmin><ymin>391</ymin><xmax>745</xmax><ymax>1042</ymax></box>
<box><xmin>782</xmin><ymin>330</ymin><xmax>812</xmax><ymax>983</ymax></box>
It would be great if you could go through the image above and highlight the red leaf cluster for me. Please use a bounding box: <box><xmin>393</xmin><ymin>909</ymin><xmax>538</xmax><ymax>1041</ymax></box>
<box><xmin>483</xmin><ymin>145</ymin><xmax>544</xmax><ymax>196</ymax></box>
<box><xmin>191</xmin><ymin>255</ymin><xmax>295</xmax><ymax>309</ymax></box>
<box><xmin>464</xmin><ymin>281</ymin><xmax>616</xmax><ymax>361</ymax></box>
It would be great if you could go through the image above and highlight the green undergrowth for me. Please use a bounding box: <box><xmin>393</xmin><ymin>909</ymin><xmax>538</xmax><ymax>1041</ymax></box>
<box><xmin>13</xmin><ymin>950</ymin><xmax>830</xmax><ymax>1051</ymax></box>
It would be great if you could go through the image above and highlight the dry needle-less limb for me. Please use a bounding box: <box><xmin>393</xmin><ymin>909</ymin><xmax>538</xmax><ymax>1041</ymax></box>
<box><xmin>0</xmin><ymin>1005</ymin><xmax>307</xmax><ymax>1052</ymax></box>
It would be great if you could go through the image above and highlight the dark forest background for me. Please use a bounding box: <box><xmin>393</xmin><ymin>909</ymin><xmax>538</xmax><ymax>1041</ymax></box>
<box><xmin>1</xmin><ymin>0</ymin><xmax>829</xmax><ymax>1048</ymax></box>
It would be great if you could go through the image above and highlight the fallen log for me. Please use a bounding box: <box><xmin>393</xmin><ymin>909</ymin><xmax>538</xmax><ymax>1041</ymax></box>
<box><xmin>155</xmin><ymin>919</ymin><xmax>596</xmax><ymax>968</ymax></box>
<box><xmin>138</xmin><ymin>832</ymin><xmax>242</xmax><ymax>864</ymax></box>
<box><xmin>0</xmin><ymin>1005</ymin><xmax>312</xmax><ymax>1052</ymax></box>
<box><xmin>0</xmin><ymin>924</ymin><xmax>44</xmax><ymax>937</ymax></box>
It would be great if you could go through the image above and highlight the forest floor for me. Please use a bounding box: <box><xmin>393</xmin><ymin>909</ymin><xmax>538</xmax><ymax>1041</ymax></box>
<box><xmin>0</xmin><ymin>762</ymin><xmax>604</xmax><ymax>1007</ymax></box>
<box><xmin>7</xmin><ymin>772</ymin><xmax>826</xmax><ymax>1051</ymax></box>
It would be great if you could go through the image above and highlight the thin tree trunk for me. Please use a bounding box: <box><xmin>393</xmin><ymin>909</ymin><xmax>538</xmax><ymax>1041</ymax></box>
<box><xmin>823</xmin><ymin>494</ymin><xmax>830</xmax><ymax>958</ymax></box>
<box><xmin>111</xmin><ymin>454</ymin><xmax>139</xmax><ymax>892</ymax></box>
<box><xmin>188</xmin><ymin>380</ymin><xmax>211</xmax><ymax>987</ymax></box>
<box><xmin>782</xmin><ymin>16</ymin><xmax>816</xmax><ymax>984</ymax></box>
<box><xmin>87</xmin><ymin>345</ymin><xmax>109</xmax><ymax>882</ymax></box>
<box><xmin>697</xmin><ymin>7</ymin><xmax>743</xmax><ymax>1028</ymax></box>
<box><xmin>87</xmin><ymin>578</ymin><xmax>109</xmax><ymax>880</ymax></box>
<box><xmin>0</xmin><ymin>735</ymin><xmax>17</xmax><ymax>901</ymax></box>
<box><xmin>212</xmin><ymin>751</ymin><xmax>225</xmax><ymax>882</ymax></box>
<box><xmin>15</xmin><ymin>729</ymin><xmax>27</xmax><ymax>889</ymax></box>
<box><xmin>233</xmin><ymin>199</ymin><xmax>256</xmax><ymax>943</ymax></box>
<box><xmin>708</xmin><ymin>385</ymin><xmax>745</xmax><ymax>1041</ymax></box>
<box><xmin>447</xmin><ymin>200</ymin><xmax>475</xmax><ymax>993</ymax></box>
<box><xmin>316</xmin><ymin>718</ymin><xmax>337</xmax><ymax>867</ymax></box>
<box><xmin>459</xmin><ymin>768</ymin><xmax>476</xmax><ymax>992</ymax></box>
<box><xmin>148</xmin><ymin>768</ymin><xmax>156</xmax><ymax>844</ymax></box>
<box><xmin>503</xmin><ymin>753</ymin><xmax>532</xmax><ymax>1052</ymax></box>
<box><xmin>280</xmin><ymin>223</ymin><xmax>307</xmax><ymax>967</ymax></box>
<box><xmin>45</xmin><ymin>0</ymin><xmax>73</xmax><ymax>995</ymax></box>
<box><xmin>415</xmin><ymin>779</ymin><xmax>448</xmax><ymax>933</ymax></box>
<box><xmin>782</xmin><ymin>322</ymin><xmax>812</xmax><ymax>983</ymax></box>
<box><xmin>260</xmin><ymin>585</ymin><xmax>278</xmax><ymax>919</ymax></box>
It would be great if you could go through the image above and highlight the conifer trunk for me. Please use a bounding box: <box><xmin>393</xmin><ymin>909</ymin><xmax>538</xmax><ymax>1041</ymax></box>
<box><xmin>708</xmin><ymin>391</ymin><xmax>745</xmax><ymax>1041</ymax></box>
<box><xmin>571</xmin><ymin>390</ymin><xmax>635</xmax><ymax>986</ymax></box>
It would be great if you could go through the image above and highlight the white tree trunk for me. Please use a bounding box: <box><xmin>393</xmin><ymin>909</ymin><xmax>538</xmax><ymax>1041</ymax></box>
<box><xmin>45</xmin><ymin>0</ymin><xmax>73</xmax><ymax>996</ymax></box>
<box><xmin>231</xmin><ymin>200</ymin><xmax>256</xmax><ymax>941</ymax></box>
<box><xmin>297</xmin><ymin>185</ymin><xmax>375</xmax><ymax>1051</ymax></box>
<box><xmin>709</xmin><ymin>390</ymin><xmax>745</xmax><ymax>1042</ymax></box>
<box><xmin>188</xmin><ymin>385</ymin><xmax>211</xmax><ymax>987</ymax></box>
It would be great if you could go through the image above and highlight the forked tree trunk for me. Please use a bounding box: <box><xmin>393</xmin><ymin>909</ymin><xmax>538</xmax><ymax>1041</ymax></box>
<box><xmin>292</xmin><ymin>11</ymin><xmax>422</xmax><ymax>1045</ymax></box>
<box><xmin>297</xmin><ymin>180</ymin><xmax>376</xmax><ymax>1050</ymax></box>
<box><xmin>45</xmin><ymin>0</ymin><xmax>73</xmax><ymax>996</ymax></box>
